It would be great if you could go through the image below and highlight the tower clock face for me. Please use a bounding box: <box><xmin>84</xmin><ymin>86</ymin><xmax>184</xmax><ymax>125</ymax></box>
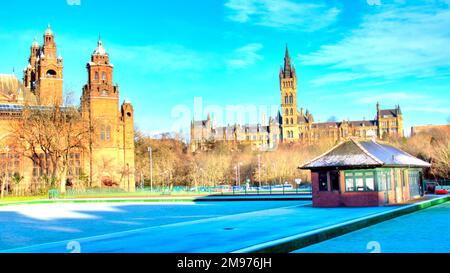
<box><xmin>101</xmin><ymin>90</ymin><xmax>109</xmax><ymax>96</ymax></box>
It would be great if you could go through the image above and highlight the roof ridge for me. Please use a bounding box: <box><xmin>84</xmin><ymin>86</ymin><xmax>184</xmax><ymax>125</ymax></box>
<box><xmin>299</xmin><ymin>140</ymin><xmax>348</xmax><ymax>169</ymax></box>
<box><xmin>350</xmin><ymin>138</ymin><xmax>384</xmax><ymax>164</ymax></box>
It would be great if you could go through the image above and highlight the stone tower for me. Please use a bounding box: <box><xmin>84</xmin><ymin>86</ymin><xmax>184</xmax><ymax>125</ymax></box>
<box><xmin>81</xmin><ymin>37</ymin><xmax>135</xmax><ymax>190</ymax></box>
<box><xmin>280</xmin><ymin>45</ymin><xmax>299</xmax><ymax>141</ymax></box>
<box><xmin>23</xmin><ymin>25</ymin><xmax>63</xmax><ymax>106</ymax></box>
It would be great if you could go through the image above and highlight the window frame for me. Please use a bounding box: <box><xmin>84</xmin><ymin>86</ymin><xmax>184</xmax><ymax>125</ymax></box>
<box><xmin>344</xmin><ymin>170</ymin><xmax>376</xmax><ymax>192</ymax></box>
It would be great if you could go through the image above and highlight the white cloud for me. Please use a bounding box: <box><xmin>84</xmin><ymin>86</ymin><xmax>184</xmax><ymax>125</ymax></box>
<box><xmin>224</xmin><ymin>0</ymin><xmax>340</xmax><ymax>31</ymax></box>
<box><xmin>227</xmin><ymin>43</ymin><xmax>263</xmax><ymax>69</ymax></box>
<box><xmin>301</xmin><ymin>1</ymin><xmax>450</xmax><ymax>85</ymax></box>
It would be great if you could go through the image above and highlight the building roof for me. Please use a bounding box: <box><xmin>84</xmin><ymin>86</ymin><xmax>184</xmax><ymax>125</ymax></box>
<box><xmin>349</xmin><ymin>120</ymin><xmax>377</xmax><ymax>127</ymax></box>
<box><xmin>45</xmin><ymin>24</ymin><xmax>53</xmax><ymax>36</ymax></box>
<box><xmin>93</xmin><ymin>39</ymin><xmax>107</xmax><ymax>56</ymax></box>
<box><xmin>0</xmin><ymin>74</ymin><xmax>20</xmax><ymax>99</ymax></box>
<box><xmin>0</xmin><ymin>74</ymin><xmax>37</xmax><ymax>104</ymax></box>
<box><xmin>0</xmin><ymin>104</ymin><xmax>75</xmax><ymax>113</ymax></box>
<box><xmin>311</xmin><ymin>121</ymin><xmax>339</xmax><ymax>129</ymax></box>
<box><xmin>380</xmin><ymin>109</ymin><xmax>399</xmax><ymax>118</ymax></box>
<box><xmin>300</xmin><ymin>139</ymin><xmax>431</xmax><ymax>169</ymax></box>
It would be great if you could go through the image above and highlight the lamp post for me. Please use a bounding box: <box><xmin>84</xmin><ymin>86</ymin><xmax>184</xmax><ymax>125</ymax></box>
<box><xmin>234</xmin><ymin>165</ymin><xmax>238</xmax><ymax>186</ymax></box>
<box><xmin>4</xmin><ymin>146</ymin><xmax>10</xmax><ymax>196</ymax></box>
<box><xmin>257</xmin><ymin>154</ymin><xmax>261</xmax><ymax>189</ymax></box>
<box><xmin>235</xmin><ymin>162</ymin><xmax>242</xmax><ymax>188</ymax></box>
<box><xmin>148</xmin><ymin>147</ymin><xmax>153</xmax><ymax>192</ymax></box>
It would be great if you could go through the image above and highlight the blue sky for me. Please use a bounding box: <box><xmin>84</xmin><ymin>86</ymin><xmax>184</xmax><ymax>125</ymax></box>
<box><xmin>0</xmin><ymin>0</ymin><xmax>449</xmax><ymax>138</ymax></box>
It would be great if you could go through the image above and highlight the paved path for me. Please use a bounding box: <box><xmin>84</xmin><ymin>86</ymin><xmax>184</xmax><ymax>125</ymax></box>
<box><xmin>0</xmin><ymin>201</ymin><xmax>399</xmax><ymax>253</ymax></box>
<box><xmin>293</xmin><ymin>201</ymin><xmax>450</xmax><ymax>253</ymax></box>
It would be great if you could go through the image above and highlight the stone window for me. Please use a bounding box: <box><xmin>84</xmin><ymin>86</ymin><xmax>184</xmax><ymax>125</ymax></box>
<box><xmin>100</xmin><ymin>125</ymin><xmax>112</xmax><ymax>141</ymax></box>
<box><xmin>68</xmin><ymin>153</ymin><xmax>81</xmax><ymax>178</ymax></box>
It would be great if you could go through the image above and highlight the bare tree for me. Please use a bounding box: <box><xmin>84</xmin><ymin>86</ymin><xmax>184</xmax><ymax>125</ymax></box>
<box><xmin>11</xmin><ymin>105</ymin><xmax>91</xmax><ymax>194</ymax></box>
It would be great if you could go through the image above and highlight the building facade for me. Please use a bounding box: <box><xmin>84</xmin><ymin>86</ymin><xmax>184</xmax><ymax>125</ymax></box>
<box><xmin>0</xmin><ymin>25</ymin><xmax>135</xmax><ymax>193</ymax></box>
<box><xmin>190</xmin><ymin>46</ymin><xmax>404</xmax><ymax>151</ymax></box>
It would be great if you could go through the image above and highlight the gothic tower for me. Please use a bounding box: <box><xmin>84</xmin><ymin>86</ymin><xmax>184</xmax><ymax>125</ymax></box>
<box><xmin>23</xmin><ymin>25</ymin><xmax>63</xmax><ymax>106</ymax></box>
<box><xmin>279</xmin><ymin>45</ymin><xmax>299</xmax><ymax>141</ymax></box>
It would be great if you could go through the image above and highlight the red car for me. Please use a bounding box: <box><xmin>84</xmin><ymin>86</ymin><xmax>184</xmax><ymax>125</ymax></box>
<box><xmin>435</xmin><ymin>189</ymin><xmax>449</xmax><ymax>195</ymax></box>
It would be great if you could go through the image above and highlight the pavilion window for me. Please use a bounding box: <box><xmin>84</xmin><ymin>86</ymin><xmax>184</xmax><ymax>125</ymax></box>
<box><xmin>319</xmin><ymin>172</ymin><xmax>328</xmax><ymax>191</ymax></box>
<box><xmin>330</xmin><ymin>171</ymin><xmax>340</xmax><ymax>191</ymax></box>
<box><xmin>345</xmin><ymin>171</ymin><xmax>376</xmax><ymax>192</ymax></box>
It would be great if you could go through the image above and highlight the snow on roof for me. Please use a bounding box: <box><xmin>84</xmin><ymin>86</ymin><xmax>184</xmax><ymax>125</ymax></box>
<box><xmin>300</xmin><ymin>139</ymin><xmax>431</xmax><ymax>169</ymax></box>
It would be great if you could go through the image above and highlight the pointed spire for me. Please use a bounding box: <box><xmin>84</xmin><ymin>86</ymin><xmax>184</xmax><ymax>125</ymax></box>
<box><xmin>285</xmin><ymin>44</ymin><xmax>290</xmax><ymax>61</ymax></box>
<box><xmin>282</xmin><ymin>43</ymin><xmax>293</xmax><ymax>78</ymax></box>
<box><xmin>284</xmin><ymin>43</ymin><xmax>291</xmax><ymax>68</ymax></box>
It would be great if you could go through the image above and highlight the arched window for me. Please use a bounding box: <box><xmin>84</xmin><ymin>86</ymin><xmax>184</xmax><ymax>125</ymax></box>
<box><xmin>285</xmin><ymin>118</ymin><xmax>289</xmax><ymax>125</ymax></box>
<box><xmin>289</xmin><ymin>95</ymin><xmax>293</xmax><ymax>104</ymax></box>
<box><xmin>46</xmin><ymin>70</ymin><xmax>57</xmax><ymax>77</ymax></box>
<box><xmin>285</xmin><ymin>109</ymin><xmax>289</xmax><ymax>116</ymax></box>
<box><xmin>284</xmin><ymin>96</ymin><xmax>288</xmax><ymax>104</ymax></box>
<box><xmin>290</xmin><ymin>109</ymin><xmax>293</xmax><ymax>115</ymax></box>
<box><xmin>95</xmin><ymin>72</ymin><xmax>99</xmax><ymax>80</ymax></box>
<box><xmin>291</xmin><ymin>118</ymin><xmax>294</xmax><ymax>124</ymax></box>
<box><xmin>102</xmin><ymin>72</ymin><xmax>106</xmax><ymax>81</ymax></box>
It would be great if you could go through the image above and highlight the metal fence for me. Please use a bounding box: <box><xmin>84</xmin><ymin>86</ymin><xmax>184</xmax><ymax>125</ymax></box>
<box><xmin>64</xmin><ymin>184</ymin><xmax>312</xmax><ymax>198</ymax></box>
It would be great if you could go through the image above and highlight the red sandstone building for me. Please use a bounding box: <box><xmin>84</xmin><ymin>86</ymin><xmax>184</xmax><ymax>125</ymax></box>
<box><xmin>300</xmin><ymin>139</ymin><xmax>431</xmax><ymax>207</ymax></box>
